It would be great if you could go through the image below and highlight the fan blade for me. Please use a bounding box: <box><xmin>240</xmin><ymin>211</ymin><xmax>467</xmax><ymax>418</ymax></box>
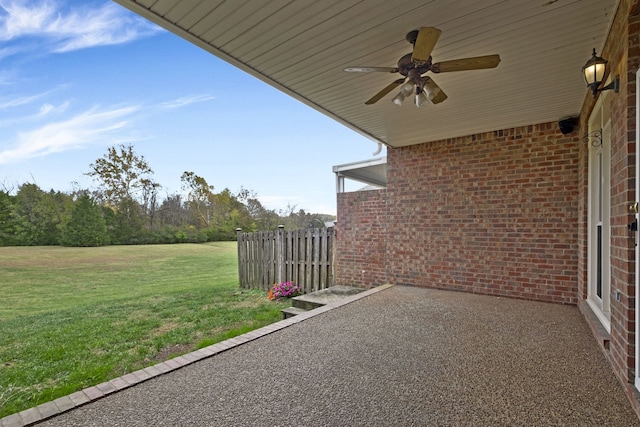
<box><xmin>411</xmin><ymin>27</ymin><xmax>441</xmax><ymax>64</ymax></box>
<box><xmin>344</xmin><ymin>66</ymin><xmax>399</xmax><ymax>73</ymax></box>
<box><xmin>423</xmin><ymin>78</ymin><xmax>447</xmax><ymax>104</ymax></box>
<box><xmin>365</xmin><ymin>78</ymin><xmax>405</xmax><ymax>105</ymax></box>
<box><xmin>432</xmin><ymin>54</ymin><xmax>501</xmax><ymax>73</ymax></box>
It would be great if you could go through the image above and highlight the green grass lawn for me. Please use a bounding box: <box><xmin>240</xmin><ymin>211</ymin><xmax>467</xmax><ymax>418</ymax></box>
<box><xmin>0</xmin><ymin>242</ymin><xmax>288</xmax><ymax>418</ymax></box>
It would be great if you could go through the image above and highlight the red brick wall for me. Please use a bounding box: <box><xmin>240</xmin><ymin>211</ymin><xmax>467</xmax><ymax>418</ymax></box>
<box><xmin>335</xmin><ymin>189</ymin><xmax>388</xmax><ymax>287</ymax></box>
<box><xmin>336</xmin><ymin>122</ymin><xmax>581</xmax><ymax>304</ymax></box>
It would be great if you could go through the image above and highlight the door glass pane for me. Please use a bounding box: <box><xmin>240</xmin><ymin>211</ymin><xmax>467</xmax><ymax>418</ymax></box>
<box><xmin>597</xmin><ymin>224</ymin><xmax>602</xmax><ymax>298</ymax></box>
<box><xmin>598</xmin><ymin>150</ymin><xmax>603</xmax><ymax>222</ymax></box>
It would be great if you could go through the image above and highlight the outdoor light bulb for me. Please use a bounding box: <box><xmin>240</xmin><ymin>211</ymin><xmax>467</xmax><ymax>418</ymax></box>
<box><xmin>584</xmin><ymin>62</ymin><xmax>606</xmax><ymax>85</ymax></box>
<box><xmin>400</xmin><ymin>82</ymin><xmax>414</xmax><ymax>97</ymax></box>
<box><xmin>415</xmin><ymin>90</ymin><xmax>429</xmax><ymax>107</ymax></box>
<box><xmin>392</xmin><ymin>92</ymin><xmax>405</xmax><ymax>106</ymax></box>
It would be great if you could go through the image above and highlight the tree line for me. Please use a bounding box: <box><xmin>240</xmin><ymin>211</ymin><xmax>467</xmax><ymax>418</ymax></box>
<box><xmin>0</xmin><ymin>144</ymin><xmax>335</xmax><ymax>247</ymax></box>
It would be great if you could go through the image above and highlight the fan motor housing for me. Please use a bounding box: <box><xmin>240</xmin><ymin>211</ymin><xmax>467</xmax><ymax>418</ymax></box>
<box><xmin>397</xmin><ymin>53</ymin><xmax>432</xmax><ymax>76</ymax></box>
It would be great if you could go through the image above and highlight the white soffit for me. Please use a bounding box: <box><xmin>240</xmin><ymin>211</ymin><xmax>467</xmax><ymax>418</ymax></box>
<box><xmin>113</xmin><ymin>0</ymin><xmax>617</xmax><ymax>148</ymax></box>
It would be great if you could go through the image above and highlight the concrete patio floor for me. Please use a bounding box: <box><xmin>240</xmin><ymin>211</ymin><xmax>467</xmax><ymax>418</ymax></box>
<box><xmin>12</xmin><ymin>285</ymin><xmax>640</xmax><ymax>426</ymax></box>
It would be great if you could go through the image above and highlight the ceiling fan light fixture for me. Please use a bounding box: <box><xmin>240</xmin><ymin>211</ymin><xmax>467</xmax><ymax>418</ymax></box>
<box><xmin>344</xmin><ymin>26</ymin><xmax>500</xmax><ymax>106</ymax></box>
<box><xmin>400</xmin><ymin>82</ymin><xmax>414</xmax><ymax>97</ymax></box>
<box><xmin>392</xmin><ymin>91</ymin><xmax>405</xmax><ymax>106</ymax></box>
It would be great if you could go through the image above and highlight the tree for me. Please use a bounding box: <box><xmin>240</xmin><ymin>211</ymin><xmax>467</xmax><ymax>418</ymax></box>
<box><xmin>237</xmin><ymin>188</ymin><xmax>278</xmax><ymax>231</ymax></box>
<box><xmin>181</xmin><ymin>171</ymin><xmax>214</xmax><ymax>227</ymax></box>
<box><xmin>86</xmin><ymin>144</ymin><xmax>158</xmax><ymax>208</ymax></box>
<box><xmin>12</xmin><ymin>184</ymin><xmax>72</xmax><ymax>245</ymax></box>
<box><xmin>85</xmin><ymin>145</ymin><xmax>159</xmax><ymax>244</ymax></box>
<box><xmin>112</xmin><ymin>197</ymin><xmax>146</xmax><ymax>245</ymax></box>
<box><xmin>140</xmin><ymin>178</ymin><xmax>161</xmax><ymax>230</ymax></box>
<box><xmin>61</xmin><ymin>194</ymin><xmax>108</xmax><ymax>247</ymax></box>
<box><xmin>0</xmin><ymin>191</ymin><xmax>17</xmax><ymax>246</ymax></box>
<box><xmin>158</xmin><ymin>194</ymin><xmax>188</xmax><ymax>227</ymax></box>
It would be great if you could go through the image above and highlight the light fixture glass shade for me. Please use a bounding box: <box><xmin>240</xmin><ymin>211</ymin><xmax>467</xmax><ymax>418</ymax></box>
<box><xmin>400</xmin><ymin>82</ymin><xmax>414</xmax><ymax>97</ymax></box>
<box><xmin>423</xmin><ymin>84</ymin><xmax>441</xmax><ymax>103</ymax></box>
<box><xmin>392</xmin><ymin>92</ymin><xmax>405</xmax><ymax>106</ymax></box>
<box><xmin>415</xmin><ymin>89</ymin><xmax>429</xmax><ymax>107</ymax></box>
<box><xmin>582</xmin><ymin>48</ymin><xmax>607</xmax><ymax>87</ymax></box>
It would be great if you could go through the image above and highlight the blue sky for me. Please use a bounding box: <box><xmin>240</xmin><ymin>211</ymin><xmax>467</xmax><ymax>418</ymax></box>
<box><xmin>0</xmin><ymin>0</ymin><xmax>383</xmax><ymax>215</ymax></box>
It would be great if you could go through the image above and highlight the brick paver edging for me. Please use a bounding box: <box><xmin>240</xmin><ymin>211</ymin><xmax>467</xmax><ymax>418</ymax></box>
<box><xmin>0</xmin><ymin>284</ymin><xmax>393</xmax><ymax>427</ymax></box>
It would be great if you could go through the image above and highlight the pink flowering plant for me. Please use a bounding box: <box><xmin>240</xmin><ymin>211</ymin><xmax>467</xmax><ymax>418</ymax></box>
<box><xmin>268</xmin><ymin>281</ymin><xmax>302</xmax><ymax>301</ymax></box>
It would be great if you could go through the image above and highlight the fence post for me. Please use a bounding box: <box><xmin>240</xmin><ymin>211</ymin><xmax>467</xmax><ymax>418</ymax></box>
<box><xmin>236</xmin><ymin>228</ymin><xmax>244</xmax><ymax>288</ymax></box>
<box><xmin>276</xmin><ymin>224</ymin><xmax>285</xmax><ymax>284</ymax></box>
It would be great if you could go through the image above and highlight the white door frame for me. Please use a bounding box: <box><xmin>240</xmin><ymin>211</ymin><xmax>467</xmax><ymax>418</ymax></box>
<box><xmin>587</xmin><ymin>93</ymin><xmax>612</xmax><ymax>331</ymax></box>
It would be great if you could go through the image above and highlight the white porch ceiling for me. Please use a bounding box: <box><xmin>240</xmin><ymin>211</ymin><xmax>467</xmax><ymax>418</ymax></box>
<box><xmin>113</xmin><ymin>0</ymin><xmax>617</xmax><ymax>148</ymax></box>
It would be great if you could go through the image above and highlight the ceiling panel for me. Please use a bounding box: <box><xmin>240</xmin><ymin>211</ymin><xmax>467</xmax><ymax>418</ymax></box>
<box><xmin>161</xmin><ymin>1</ymin><xmax>224</xmax><ymax>26</ymax></box>
<box><xmin>113</xmin><ymin>0</ymin><xmax>618</xmax><ymax>148</ymax></box>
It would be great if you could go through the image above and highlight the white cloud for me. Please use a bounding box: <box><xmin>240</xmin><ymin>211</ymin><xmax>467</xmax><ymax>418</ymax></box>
<box><xmin>0</xmin><ymin>0</ymin><xmax>162</xmax><ymax>53</ymax></box>
<box><xmin>0</xmin><ymin>1</ymin><xmax>52</xmax><ymax>39</ymax></box>
<box><xmin>159</xmin><ymin>94</ymin><xmax>215</xmax><ymax>110</ymax></box>
<box><xmin>0</xmin><ymin>45</ymin><xmax>19</xmax><ymax>60</ymax></box>
<box><xmin>0</xmin><ymin>99</ymin><xmax>69</xmax><ymax>127</ymax></box>
<box><xmin>38</xmin><ymin>101</ymin><xmax>69</xmax><ymax>116</ymax></box>
<box><xmin>0</xmin><ymin>89</ymin><xmax>54</xmax><ymax>109</ymax></box>
<box><xmin>0</xmin><ymin>104</ymin><xmax>140</xmax><ymax>164</ymax></box>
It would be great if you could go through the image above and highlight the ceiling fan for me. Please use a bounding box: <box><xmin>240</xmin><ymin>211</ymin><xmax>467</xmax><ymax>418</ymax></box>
<box><xmin>344</xmin><ymin>27</ymin><xmax>501</xmax><ymax>107</ymax></box>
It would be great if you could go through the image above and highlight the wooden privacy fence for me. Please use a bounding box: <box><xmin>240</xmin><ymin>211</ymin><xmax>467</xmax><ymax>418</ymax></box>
<box><xmin>237</xmin><ymin>227</ymin><xmax>335</xmax><ymax>293</ymax></box>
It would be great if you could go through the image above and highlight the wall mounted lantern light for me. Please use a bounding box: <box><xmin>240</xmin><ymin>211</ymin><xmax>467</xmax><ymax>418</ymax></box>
<box><xmin>582</xmin><ymin>48</ymin><xmax>619</xmax><ymax>97</ymax></box>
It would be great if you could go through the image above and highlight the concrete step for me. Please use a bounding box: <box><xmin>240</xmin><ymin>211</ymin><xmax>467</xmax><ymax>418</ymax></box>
<box><xmin>281</xmin><ymin>306</ymin><xmax>309</xmax><ymax>319</ymax></box>
<box><xmin>292</xmin><ymin>285</ymin><xmax>365</xmax><ymax>310</ymax></box>
<box><xmin>282</xmin><ymin>285</ymin><xmax>365</xmax><ymax>318</ymax></box>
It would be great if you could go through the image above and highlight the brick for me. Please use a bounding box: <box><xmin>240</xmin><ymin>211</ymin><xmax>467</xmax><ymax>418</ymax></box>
<box><xmin>36</xmin><ymin>401</ymin><xmax>58</xmax><ymax>419</ymax></box>
<box><xmin>95</xmin><ymin>381</ymin><xmax>117</xmax><ymax>395</ymax></box>
<box><xmin>1</xmin><ymin>413</ymin><xmax>23</xmax><ymax>427</ymax></box>
<box><xmin>132</xmin><ymin>369</ymin><xmax>152</xmax><ymax>382</ymax></box>
<box><xmin>169</xmin><ymin>356</ymin><xmax>190</xmax><ymax>367</ymax></box>
<box><xmin>18</xmin><ymin>408</ymin><xmax>41</xmax><ymax>425</ymax></box>
<box><xmin>143</xmin><ymin>365</ymin><xmax>163</xmax><ymax>377</ymax></box>
<box><xmin>154</xmin><ymin>362</ymin><xmax>173</xmax><ymax>373</ymax></box>
<box><xmin>197</xmin><ymin>347</ymin><xmax>216</xmax><ymax>357</ymax></box>
<box><xmin>181</xmin><ymin>353</ymin><xmax>199</xmax><ymax>363</ymax></box>
<box><xmin>52</xmin><ymin>395</ymin><xmax>75</xmax><ymax>412</ymax></box>
<box><xmin>120</xmin><ymin>372</ymin><xmax>141</xmax><ymax>386</ymax></box>
<box><xmin>68</xmin><ymin>391</ymin><xmax>90</xmax><ymax>406</ymax></box>
<box><xmin>163</xmin><ymin>359</ymin><xmax>182</xmax><ymax>370</ymax></box>
<box><xmin>83</xmin><ymin>386</ymin><xmax>103</xmax><ymax>401</ymax></box>
<box><xmin>110</xmin><ymin>377</ymin><xmax>130</xmax><ymax>390</ymax></box>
